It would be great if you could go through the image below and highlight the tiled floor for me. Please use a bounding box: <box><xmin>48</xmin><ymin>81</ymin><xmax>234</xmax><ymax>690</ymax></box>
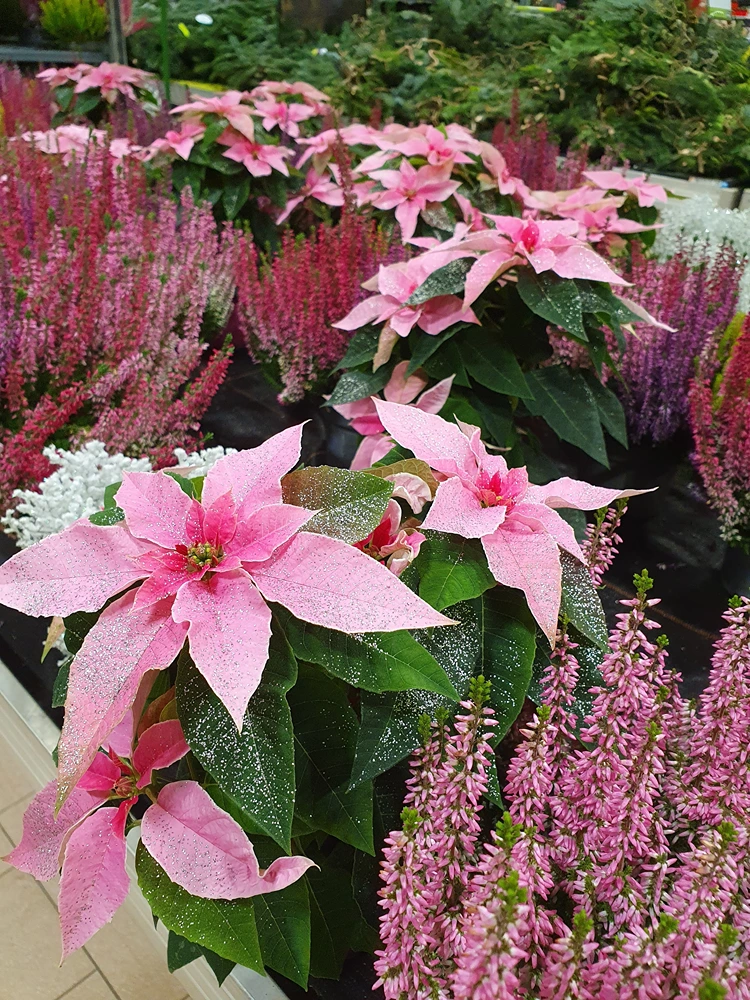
<box><xmin>0</xmin><ymin>724</ymin><xmax>190</xmax><ymax>1000</ymax></box>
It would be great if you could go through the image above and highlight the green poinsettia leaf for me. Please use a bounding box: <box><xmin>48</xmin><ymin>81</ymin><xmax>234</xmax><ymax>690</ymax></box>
<box><xmin>289</xmin><ymin>664</ymin><xmax>374</xmax><ymax>854</ymax></box>
<box><xmin>274</xmin><ymin>606</ymin><xmax>457</xmax><ymax>699</ymax></box>
<box><xmin>473</xmin><ymin>587</ymin><xmax>537</xmax><ymax>737</ymax></box>
<box><xmin>88</xmin><ymin>506</ymin><xmax>125</xmax><ymax>525</ymax></box>
<box><xmin>167</xmin><ymin>930</ymin><xmax>202</xmax><ymax>972</ymax></box>
<box><xmin>335</xmin><ymin>327</ymin><xmax>381</xmax><ymax>370</ymax></box>
<box><xmin>457</xmin><ymin>329</ymin><xmax>533</xmax><ymax>398</ymax></box>
<box><xmin>524</xmin><ymin>367</ymin><xmax>608</xmax><ymax>466</ymax></box>
<box><xmin>326</xmin><ymin>367</ymin><xmax>392</xmax><ymax>406</ymax></box>
<box><xmin>282</xmin><ymin>466</ymin><xmax>392</xmax><ymax>543</ymax></box>
<box><xmin>405</xmin><ymin>327</ymin><xmax>459</xmax><ymax>376</ymax></box>
<box><xmin>223</xmin><ymin>176</ymin><xmax>251</xmax><ymax>220</ymax></box>
<box><xmin>306</xmin><ymin>854</ymin><xmax>379</xmax><ymax>980</ymax></box>
<box><xmin>176</xmin><ymin>633</ymin><xmax>297</xmax><ymax>853</ymax></box>
<box><xmin>62</xmin><ymin>609</ymin><xmax>101</xmax><ymax>654</ymax></box>
<box><xmin>350</xmin><ymin>601</ymin><xmax>480</xmax><ymax>787</ymax></box>
<box><xmin>418</xmin><ymin>533</ymin><xmax>496</xmax><ymax>611</ymax></box>
<box><xmin>582</xmin><ymin>370</ymin><xmax>628</xmax><ymax>447</ymax></box>
<box><xmin>406</xmin><ymin>258</ymin><xmax>472</xmax><ymax>305</ymax></box>
<box><xmin>560</xmin><ymin>551</ymin><xmax>608</xmax><ymax>650</ymax></box>
<box><xmin>51</xmin><ymin>656</ymin><xmax>71</xmax><ymax>708</ymax></box>
<box><xmin>517</xmin><ymin>269</ymin><xmax>586</xmax><ymax>340</ymax></box>
<box><xmin>136</xmin><ymin>844</ymin><xmax>264</xmax><ymax>971</ymax></box>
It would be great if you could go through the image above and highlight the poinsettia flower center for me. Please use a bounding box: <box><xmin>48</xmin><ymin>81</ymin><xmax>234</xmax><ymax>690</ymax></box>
<box><xmin>520</xmin><ymin>220</ymin><xmax>540</xmax><ymax>252</ymax></box>
<box><xmin>477</xmin><ymin>470</ymin><xmax>518</xmax><ymax>510</ymax></box>
<box><xmin>176</xmin><ymin>542</ymin><xmax>224</xmax><ymax>570</ymax></box>
<box><xmin>113</xmin><ymin>774</ymin><xmax>138</xmax><ymax>799</ymax></box>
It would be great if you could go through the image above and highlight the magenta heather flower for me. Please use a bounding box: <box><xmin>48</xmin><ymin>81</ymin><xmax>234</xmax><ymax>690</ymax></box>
<box><xmin>581</xmin><ymin>500</ymin><xmax>627</xmax><ymax>588</ymax></box>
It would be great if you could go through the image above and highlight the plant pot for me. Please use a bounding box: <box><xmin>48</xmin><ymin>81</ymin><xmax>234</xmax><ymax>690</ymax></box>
<box><xmin>721</xmin><ymin>544</ymin><xmax>750</xmax><ymax>597</ymax></box>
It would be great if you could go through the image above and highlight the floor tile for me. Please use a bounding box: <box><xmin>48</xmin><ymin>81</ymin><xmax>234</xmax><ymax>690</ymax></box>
<box><xmin>55</xmin><ymin>971</ymin><xmax>118</xmax><ymax>999</ymax></box>
<box><xmin>0</xmin><ymin>729</ymin><xmax>37</xmax><ymax>811</ymax></box>
<box><xmin>0</xmin><ymin>868</ymin><xmax>94</xmax><ymax>999</ymax></box>
<box><xmin>84</xmin><ymin>903</ymin><xmax>188</xmax><ymax>1000</ymax></box>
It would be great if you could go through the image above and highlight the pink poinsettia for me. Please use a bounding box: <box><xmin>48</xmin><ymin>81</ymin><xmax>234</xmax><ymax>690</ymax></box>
<box><xmin>566</xmin><ymin>204</ymin><xmax>658</xmax><ymax>243</ymax></box>
<box><xmin>0</xmin><ymin>425</ymin><xmax>450</xmax><ymax>804</ymax></box>
<box><xmin>354</xmin><ymin>499</ymin><xmax>425</xmax><ymax>577</ymax></box>
<box><xmin>276</xmin><ymin>168</ymin><xmax>344</xmax><ymax>224</ymax></box>
<box><xmin>389</xmin><ymin>125</ymin><xmax>477</xmax><ymax>167</ymax></box>
<box><xmin>251</xmin><ymin>97</ymin><xmax>318</xmax><ymax>138</ymax></box>
<box><xmin>296</xmin><ymin>128</ymin><xmax>342</xmax><ymax>170</ymax></box>
<box><xmin>217</xmin><ymin>129</ymin><xmax>293</xmax><ymax>177</ymax></box>
<box><xmin>583</xmin><ymin>169</ymin><xmax>668</xmax><ymax>208</ymax></box>
<box><xmin>250</xmin><ymin>80</ymin><xmax>330</xmax><ymax>105</ymax></box>
<box><xmin>20</xmin><ymin>124</ymin><xmax>107</xmax><ymax>163</ymax></box>
<box><xmin>37</xmin><ymin>64</ymin><xmax>90</xmax><ymax>88</ymax></box>
<box><xmin>141</xmin><ymin>122</ymin><xmax>206</xmax><ymax>162</ymax></box>
<box><xmin>5</xmin><ymin>722</ymin><xmax>312</xmax><ymax>958</ymax></box>
<box><xmin>369</xmin><ymin>160</ymin><xmax>461</xmax><ymax>242</ymax></box>
<box><xmin>373</xmin><ymin>401</ymin><xmax>652</xmax><ymax>641</ymax></box>
<box><xmin>333</xmin><ymin>361</ymin><xmax>454</xmax><ymax>470</ymax></box>
<box><xmin>334</xmin><ymin>253</ymin><xmax>480</xmax><ymax>343</ymax></box>
<box><xmin>74</xmin><ymin>62</ymin><xmax>153</xmax><ymax>103</ymax></box>
<box><xmin>172</xmin><ymin>90</ymin><xmax>257</xmax><ymax>142</ymax></box>
<box><xmin>477</xmin><ymin>142</ymin><xmax>529</xmax><ymax>199</ymax></box>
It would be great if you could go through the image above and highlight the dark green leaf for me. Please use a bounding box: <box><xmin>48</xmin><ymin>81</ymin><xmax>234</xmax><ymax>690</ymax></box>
<box><xmin>350</xmin><ymin>602</ymin><xmax>480</xmax><ymax>786</ymax></box>
<box><xmin>55</xmin><ymin>84</ymin><xmax>74</xmax><ymax>111</ymax></box>
<box><xmin>136</xmin><ymin>844</ymin><xmax>264</xmax><ymax>971</ymax></box>
<box><xmin>252</xmin><ymin>850</ymin><xmax>310</xmax><ymax>989</ymax></box>
<box><xmin>306</xmin><ymin>859</ymin><xmax>378</xmax><ymax>980</ymax></box>
<box><xmin>103</xmin><ymin>482</ymin><xmax>121</xmax><ymax>508</ymax></box>
<box><xmin>89</xmin><ymin>506</ymin><xmax>125</xmax><ymax>525</ymax></box>
<box><xmin>176</xmin><ymin>634</ymin><xmax>297</xmax><ymax>852</ymax></box>
<box><xmin>326</xmin><ymin>367</ymin><xmax>392</xmax><ymax>406</ymax></box>
<box><xmin>274</xmin><ymin>606</ymin><xmax>457</xmax><ymax>699</ymax></box>
<box><xmin>163</xmin><ymin>470</ymin><xmax>196</xmax><ymax>497</ymax></box>
<box><xmin>282</xmin><ymin>466</ymin><xmax>392</xmax><ymax>544</ymax></box>
<box><xmin>167</xmin><ymin>930</ymin><xmax>202</xmax><ymax>972</ymax></box>
<box><xmin>423</xmin><ymin>339</ymin><xmax>471</xmax><ymax>387</ymax></box>
<box><xmin>406</xmin><ymin>258</ymin><xmax>472</xmax><ymax>305</ymax></box>
<box><xmin>223</xmin><ymin>176</ymin><xmax>251</xmax><ymax>220</ymax></box>
<box><xmin>289</xmin><ymin>664</ymin><xmax>374</xmax><ymax>854</ymax></box>
<box><xmin>517</xmin><ymin>270</ymin><xmax>586</xmax><ymax>340</ymax></box>
<box><xmin>418</xmin><ymin>534</ymin><xmax>496</xmax><ymax>611</ymax></box>
<box><xmin>524</xmin><ymin>368</ymin><xmax>608</xmax><ymax>466</ymax></box>
<box><xmin>473</xmin><ymin>588</ymin><xmax>536</xmax><ymax>737</ymax></box>
<box><xmin>335</xmin><ymin>327</ymin><xmax>380</xmax><ymax>370</ymax></box>
<box><xmin>52</xmin><ymin>656</ymin><xmax>71</xmax><ymax>708</ymax></box>
<box><xmin>72</xmin><ymin>90</ymin><xmax>102</xmax><ymax>117</ymax></box>
<box><xmin>63</xmin><ymin>609</ymin><xmax>101</xmax><ymax>655</ymax></box>
<box><xmin>560</xmin><ymin>551</ymin><xmax>608</xmax><ymax>650</ymax></box>
<box><xmin>201</xmin><ymin>115</ymin><xmax>229</xmax><ymax>148</ymax></box>
<box><xmin>457</xmin><ymin>329</ymin><xmax>533</xmax><ymax>398</ymax></box>
<box><xmin>568</xmin><ymin>624</ymin><xmax>604</xmax><ymax>725</ymax></box>
<box><xmin>406</xmin><ymin>327</ymin><xmax>459</xmax><ymax>376</ymax></box>
<box><xmin>582</xmin><ymin>371</ymin><xmax>628</xmax><ymax>447</ymax></box>
<box><xmin>202</xmin><ymin>949</ymin><xmax>235</xmax><ymax>986</ymax></box>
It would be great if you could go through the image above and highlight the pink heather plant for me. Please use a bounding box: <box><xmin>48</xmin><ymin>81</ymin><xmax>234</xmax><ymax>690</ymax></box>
<box><xmin>0</xmin><ymin>139</ymin><xmax>235</xmax><ymax>504</ymax></box>
<box><xmin>376</xmin><ymin>579</ymin><xmax>750</xmax><ymax>1000</ymax></box>
<box><xmin>332</xmin><ymin>360</ymin><xmax>454</xmax><ymax>470</ymax></box>
<box><xmin>581</xmin><ymin>499</ymin><xmax>628</xmax><ymax>588</ymax></box>
<box><xmin>0</xmin><ymin>424</ymin><xmax>451</xmax><ymax>804</ymax></box>
<box><xmin>373</xmin><ymin>401</ymin><xmax>648</xmax><ymax>640</ymax></box>
<box><xmin>235</xmin><ymin>209</ymin><xmax>403</xmax><ymax>401</ymax></box>
<box><xmin>0</xmin><ymin>63</ymin><xmax>52</xmax><ymax>135</ymax></box>
<box><xmin>619</xmin><ymin>243</ymin><xmax>742</xmax><ymax>444</ymax></box>
<box><xmin>690</xmin><ymin>313</ymin><xmax>750</xmax><ymax>548</ymax></box>
<box><xmin>6</xmin><ymin>702</ymin><xmax>312</xmax><ymax>958</ymax></box>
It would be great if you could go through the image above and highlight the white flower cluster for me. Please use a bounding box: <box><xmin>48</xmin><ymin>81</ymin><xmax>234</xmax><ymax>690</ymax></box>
<box><xmin>653</xmin><ymin>195</ymin><xmax>750</xmax><ymax>313</ymax></box>
<box><xmin>2</xmin><ymin>441</ymin><xmax>236</xmax><ymax>549</ymax></box>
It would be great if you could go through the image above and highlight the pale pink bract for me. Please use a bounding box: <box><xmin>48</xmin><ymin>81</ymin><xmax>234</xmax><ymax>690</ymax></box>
<box><xmin>368</xmin><ymin>160</ymin><xmax>461</xmax><ymax>242</ymax></box>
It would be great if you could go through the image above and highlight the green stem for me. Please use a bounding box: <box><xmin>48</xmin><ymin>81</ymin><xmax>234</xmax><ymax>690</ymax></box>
<box><xmin>159</xmin><ymin>0</ymin><xmax>170</xmax><ymax>104</ymax></box>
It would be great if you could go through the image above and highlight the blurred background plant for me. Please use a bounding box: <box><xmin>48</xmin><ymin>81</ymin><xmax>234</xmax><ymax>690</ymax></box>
<box><xmin>39</xmin><ymin>0</ymin><xmax>108</xmax><ymax>46</ymax></box>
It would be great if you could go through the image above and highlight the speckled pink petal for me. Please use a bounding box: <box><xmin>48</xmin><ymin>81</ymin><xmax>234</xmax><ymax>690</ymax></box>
<box><xmin>171</xmin><ymin>572</ymin><xmax>272</xmax><ymax>729</ymax></box>
<box><xmin>374</xmin><ymin>399</ymin><xmax>476</xmax><ymax>479</ymax></box>
<box><xmin>59</xmin><ymin>803</ymin><xmax>130</xmax><ymax>959</ymax></box>
<box><xmin>0</xmin><ymin>521</ymin><xmax>150</xmax><ymax>618</ymax></box>
<box><xmin>77</xmin><ymin>752</ymin><xmax>121</xmax><ymax>793</ymax></box>
<box><xmin>382</xmin><ymin>361</ymin><xmax>427</xmax><ymax>404</ymax></box>
<box><xmin>350</xmin><ymin>434</ymin><xmax>394</xmax><ymax>472</ymax></box>
<box><xmin>141</xmin><ymin>782</ymin><xmax>315</xmax><ymax>899</ymax></box>
<box><xmin>117</xmin><ymin>471</ymin><xmax>194</xmax><ymax>549</ymax></box>
<box><xmin>482</xmin><ymin>525</ymin><xmax>562</xmax><ymax>644</ymax></box>
<box><xmin>248</xmin><ymin>532</ymin><xmax>454</xmax><ymax>632</ymax></box>
<box><xmin>202</xmin><ymin>424</ymin><xmax>305</xmax><ymax>518</ymax></box>
<box><xmin>332</xmin><ymin>293</ymin><xmax>392</xmax><ymax>331</ymax></box>
<box><xmin>228</xmin><ymin>504</ymin><xmax>316</xmax><ymax>563</ymax></box>
<box><xmin>57</xmin><ymin>591</ymin><xmax>188</xmax><ymax>808</ymax></box>
<box><xmin>133</xmin><ymin>720</ymin><xmax>189</xmax><ymax>787</ymax></box>
<box><xmin>423</xmin><ymin>476</ymin><xmax>507</xmax><ymax>539</ymax></box>
<box><xmin>4</xmin><ymin>782</ymin><xmax>103</xmax><ymax>881</ymax></box>
<box><xmin>525</xmin><ymin>476</ymin><xmax>655</xmax><ymax>511</ymax></box>
<box><xmin>551</xmin><ymin>244</ymin><xmax>629</xmax><ymax>285</ymax></box>
<box><xmin>132</xmin><ymin>564</ymin><xmax>195</xmax><ymax>609</ymax></box>
<box><xmin>415</xmin><ymin>375</ymin><xmax>454</xmax><ymax>415</ymax></box>
<box><xmin>511</xmin><ymin>503</ymin><xmax>584</xmax><ymax>561</ymax></box>
<box><xmin>202</xmin><ymin>491</ymin><xmax>237</xmax><ymax>548</ymax></box>
<box><xmin>463</xmin><ymin>249</ymin><xmax>517</xmax><ymax>308</ymax></box>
